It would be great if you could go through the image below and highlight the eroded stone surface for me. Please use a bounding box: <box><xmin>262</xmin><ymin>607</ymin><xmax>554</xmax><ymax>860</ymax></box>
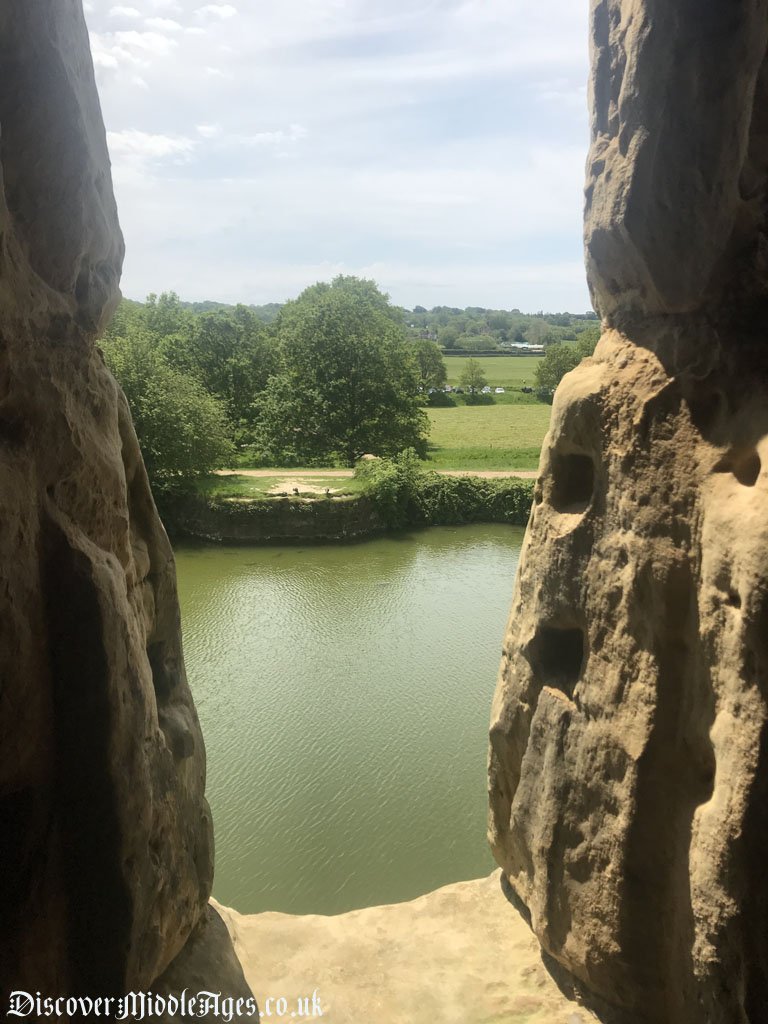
<box><xmin>585</xmin><ymin>0</ymin><xmax>768</xmax><ymax>320</ymax></box>
<box><xmin>153</xmin><ymin>906</ymin><xmax>254</xmax><ymax>1022</ymax></box>
<box><xmin>216</xmin><ymin>873</ymin><xmax>600</xmax><ymax>1024</ymax></box>
<box><xmin>0</xmin><ymin>1</ymin><xmax>250</xmax><ymax>1005</ymax></box>
<box><xmin>490</xmin><ymin>4</ymin><xmax>768</xmax><ymax>1021</ymax></box>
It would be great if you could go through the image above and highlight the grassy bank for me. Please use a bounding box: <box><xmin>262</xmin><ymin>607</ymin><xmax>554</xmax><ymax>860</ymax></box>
<box><xmin>164</xmin><ymin>459</ymin><xmax>535</xmax><ymax>543</ymax></box>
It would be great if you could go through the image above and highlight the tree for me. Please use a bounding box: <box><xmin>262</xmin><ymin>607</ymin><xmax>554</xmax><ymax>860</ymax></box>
<box><xmin>457</xmin><ymin>332</ymin><xmax>498</xmax><ymax>352</ymax></box>
<box><xmin>438</xmin><ymin>324</ymin><xmax>460</xmax><ymax>349</ymax></box>
<box><xmin>575</xmin><ymin>325</ymin><xmax>600</xmax><ymax>357</ymax></box>
<box><xmin>524</xmin><ymin>319</ymin><xmax>553</xmax><ymax>346</ymax></box>
<box><xmin>254</xmin><ymin>277</ymin><xmax>428</xmax><ymax>466</ymax></box>
<box><xmin>412</xmin><ymin>338</ymin><xmax>447</xmax><ymax>393</ymax></box>
<box><xmin>459</xmin><ymin>358</ymin><xmax>488</xmax><ymax>395</ymax></box>
<box><xmin>533</xmin><ymin>329</ymin><xmax>601</xmax><ymax>404</ymax></box>
<box><xmin>293</xmin><ymin>275</ymin><xmax>403</xmax><ymax>325</ymax></box>
<box><xmin>103</xmin><ymin>329</ymin><xmax>234</xmax><ymax>487</ymax></box>
<box><xmin>487</xmin><ymin>311</ymin><xmax>511</xmax><ymax>332</ymax></box>
<box><xmin>103</xmin><ymin>297</ymin><xmax>145</xmax><ymax>342</ymax></box>
<box><xmin>144</xmin><ymin>291</ymin><xmax>190</xmax><ymax>338</ymax></box>
<box><xmin>159</xmin><ymin>305</ymin><xmax>276</xmax><ymax>438</ymax></box>
<box><xmin>535</xmin><ymin>343</ymin><xmax>582</xmax><ymax>403</ymax></box>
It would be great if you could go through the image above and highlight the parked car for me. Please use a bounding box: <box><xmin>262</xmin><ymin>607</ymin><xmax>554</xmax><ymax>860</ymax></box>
<box><xmin>454</xmin><ymin>387</ymin><xmax>464</xmax><ymax>394</ymax></box>
<box><xmin>482</xmin><ymin>385</ymin><xmax>492</xmax><ymax>393</ymax></box>
<box><xmin>495</xmin><ymin>387</ymin><xmax>506</xmax><ymax>394</ymax></box>
<box><xmin>521</xmin><ymin>386</ymin><xmax>533</xmax><ymax>394</ymax></box>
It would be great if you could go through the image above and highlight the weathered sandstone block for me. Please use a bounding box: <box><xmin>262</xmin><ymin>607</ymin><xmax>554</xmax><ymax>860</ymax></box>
<box><xmin>586</xmin><ymin>0</ymin><xmax>768</xmax><ymax>319</ymax></box>
<box><xmin>489</xmin><ymin>3</ymin><xmax>768</xmax><ymax>1022</ymax></box>
<box><xmin>0</xmin><ymin>1</ymin><xmax>251</xmax><ymax>1007</ymax></box>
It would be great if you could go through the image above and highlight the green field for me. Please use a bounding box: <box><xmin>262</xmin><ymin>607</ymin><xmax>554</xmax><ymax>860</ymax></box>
<box><xmin>426</xmin><ymin>403</ymin><xmax>550</xmax><ymax>470</ymax></box>
<box><xmin>443</xmin><ymin>355</ymin><xmax>541</xmax><ymax>390</ymax></box>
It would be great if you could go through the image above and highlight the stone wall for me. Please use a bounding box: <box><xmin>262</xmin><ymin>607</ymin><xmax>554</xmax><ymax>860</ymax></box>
<box><xmin>0</xmin><ymin>1</ymin><xmax>251</xmax><ymax>1007</ymax></box>
<box><xmin>488</xmin><ymin>3</ymin><xmax>768</xmax><ymax>1023</ymax></box>
<box><xmin>163</xmin><ymin>495</ymin><xmax>386</xmax><ymax>545</ymax></box>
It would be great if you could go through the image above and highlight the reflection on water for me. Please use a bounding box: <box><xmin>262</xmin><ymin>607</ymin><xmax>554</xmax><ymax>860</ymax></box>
<box><xmin>175</xmin><ymin>524</ymin><xmax>524</xmax><ymax>915</ymax></box>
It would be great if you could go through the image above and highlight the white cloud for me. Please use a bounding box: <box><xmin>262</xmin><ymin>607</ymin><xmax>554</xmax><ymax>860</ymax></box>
<box><xmin>196</xmin><ymin>123</ymin><xmax>222</xmax><ymax>139</ymax></box>
<box><xmin>195</xmin><ymin>4</ymin><xmax>238</xmax><ymax>19</ymax></box>
<box><xmin>114</xmin><ymin>29</ymin><xmax>178</xmax><ymax>56</ymax></box>
<box><xmin>107</xmin><ymin>131</ymin><xmax>590</xmax><ymax>308</ymax></box>
<box><xmin>193</xmin><ymin>123</ymin><xmax>305</xmax><ymax>146</ymax></box>
<box><xmin>91</xmin><ymin>27</ymin><xmax>180</xmax><ymax>77</ymax></box>
<box><xmin>236</xmin><ymin>124</ymin><xmax>308</xmax><ymax>147</ymax></box>
<box><xmin>144</xmin><ymin>17</ymin><xmax>183</xmax><ymax>32</ymax></box>
<box><xmin>91</xmin><ymin>38</ymin><xmax>120</xmax><ymax>71</ymax></box>
<box><xmin>88</xmin><ymin>0</ymin><xmax>593</xmax><ymax>311</ymax></box>
<box><xmin>107</xmin><ymin>129</ymin><xmax>196</xmax><ymax>165</ymax></box>
<box><xmin>109</xmin><ymin>5</ymin><xmax>142</xmax><ymax>18</ymax></box>
<box><xmin>355</xmin><ymin>259</ymin><xmax>588</xmax><ymax>307</ymax></box>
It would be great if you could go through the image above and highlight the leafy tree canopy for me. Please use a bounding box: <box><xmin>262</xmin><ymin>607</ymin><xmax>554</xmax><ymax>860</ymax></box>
<box><xmin>103</xmin><ymin>329</ymin><xmax>234</xmax><ymax>486</ymax></box>
<box><xmin>535</xmin><ymin>329</ymin><xmax>600</xmax><ymax>403</ymax></box>
<box><xmin>438</xmin><ymin>324</ymin><xmax>461</xmax><ymax>349</ymax></box>
<box><xmin>160</xmin><ymin>304</ymin><xmax>276</xmax><ymax>435</ymax></box>
<box><xmin>105</xmin><ymin>293</ymin><xmax>277</xmax><ymax>446</ymax></box>
<box><xmin>412</xmin><ymin>338</ymin><xmax>447</xmax><ymax>394</ymax></box>
<box><xmin>255</xmin><ymin>276</ymin><xmax>428</xmax><ymax>466</ymax></box>
<box><xmin>575</xmin><ymin>325</ymin><xmax>601</xmax><ymax>356</ymax></box>
<box><xmin>459</xmin><ymin>358</ymin><xmax>488</xmax><ymax>394</ymax></box>
<box><xmin>457</xmin><ymin>332</ymin><xmax>497</xmax><ymax>352</ymax></box>
<box><xmin>144</xmin><ymin>290</ymin><xmax>191</xmax><ymax>339</ymax></box>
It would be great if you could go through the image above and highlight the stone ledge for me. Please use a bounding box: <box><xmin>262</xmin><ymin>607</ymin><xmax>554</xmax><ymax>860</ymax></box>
<box><xmin>213</xmin><ymin>872</ymin><xmax>599</xmax><ymax>1024</ymax></box>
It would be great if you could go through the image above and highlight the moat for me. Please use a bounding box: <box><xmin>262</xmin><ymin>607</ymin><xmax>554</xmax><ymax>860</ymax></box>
<box><xmin>175</xmin><ymin>525</ymin><xmax>524</xmax><ymax>915</ymax></box>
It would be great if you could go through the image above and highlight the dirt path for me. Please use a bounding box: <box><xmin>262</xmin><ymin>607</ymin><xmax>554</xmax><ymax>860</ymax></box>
<box><xmin>218</xmin><ymin>467</ymin><xmax>538</xmax><ymax>480</ymax></box>
<box><xmin>220</xmin><ymin>468</ymin><xmax>354</xmax><ymax>478</ymax></box>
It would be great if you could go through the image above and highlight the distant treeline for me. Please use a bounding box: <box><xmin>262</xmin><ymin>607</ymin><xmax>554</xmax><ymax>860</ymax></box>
<box><xmin>403</xmin><ymin>305</ymin><xmax>598</xmax><ymax>351</ymax></box>
<box><xmin>173</xmin><ymin>297</ymin><xmax>598</xmax><ymax>351</ymax></box>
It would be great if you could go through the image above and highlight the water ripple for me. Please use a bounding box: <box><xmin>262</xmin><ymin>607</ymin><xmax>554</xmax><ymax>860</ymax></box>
<box><xmin>175</xmin><ymin>525</ymin><xmax>523</xmax><ymax>915</ymax></box>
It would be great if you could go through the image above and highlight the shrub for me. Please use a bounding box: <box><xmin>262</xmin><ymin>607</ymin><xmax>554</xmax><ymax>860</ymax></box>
<box><xmin>356</xmin><ymin>452</ymin><xmax>533</xmax><ymax>529</ymax></box>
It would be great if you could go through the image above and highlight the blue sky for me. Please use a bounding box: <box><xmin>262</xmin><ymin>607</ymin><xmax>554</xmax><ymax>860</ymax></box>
<box><xmin>85</xmin><ymin>0</ymin><xmax>592</xmax><ymax>311</ymax></box>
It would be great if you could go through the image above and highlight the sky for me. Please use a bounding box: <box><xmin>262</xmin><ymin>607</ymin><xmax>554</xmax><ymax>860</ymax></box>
<box><xmin>84</xmin><ymin>0</ymin><xmax>593</xmax><ymax>312</ymax></box>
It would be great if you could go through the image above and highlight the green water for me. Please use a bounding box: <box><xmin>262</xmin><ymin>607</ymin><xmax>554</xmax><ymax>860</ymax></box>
<box><xmin>174</xmin><ymin>525</ymin><xmax>524</xmax><ymax>916</ymax></box>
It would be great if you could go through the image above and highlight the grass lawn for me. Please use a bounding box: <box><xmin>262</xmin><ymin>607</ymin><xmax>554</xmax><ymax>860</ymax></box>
<box><xmin>443</xmin><ymin>354</ymin><xmax>541</xmax><ymax>390</ymax></box>
<box><xmin>195</xmin><ymin>473</ymin><xmax>365</xmax><ymax>499</ymax></box>
<box><xmin>426</xmin><ymin>403</ymin><xmax>551</xmax><ymax>470</ymax></box>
